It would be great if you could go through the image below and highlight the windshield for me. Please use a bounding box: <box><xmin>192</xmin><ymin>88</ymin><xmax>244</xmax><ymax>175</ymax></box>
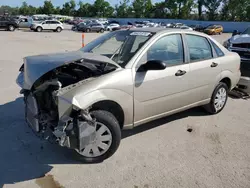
<box><xmin>242</xmin><ymin>28</ymin><xmax>250</xmax><ymax>34</ymax></box>
<box><xmin>80</xmin><ymin>30</ymin><xmax>154</xmax><ymax>67</ymax></box>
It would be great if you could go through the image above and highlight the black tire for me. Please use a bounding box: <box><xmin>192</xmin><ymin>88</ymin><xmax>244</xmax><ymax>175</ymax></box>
<box><xmin>36</xmin><ymin>26</ymin><xmax>42</xmax><ymax>32</ymax></box>
<box><xmin>74</xmin><ymin>110</ymin><xmax>121</xmax><ymax>163</ymax></box>
<box><xmin>56</xmin><ymin>27</ymin><xmax>62</xmax><ymax>32</ymax></box>
<box><xmin>8</xmin><ymin>25</ymin><xmax>15</xmax><ymax>31</ymax></box>
<box><xmin>86</xmin><ymin>28</ymin><xmax>90</xmax><ymax>33</ymax></box>
<box><xmin>100</xmin><ymin>28</ymin><xmax>104</xmax><ymax>33</ymax></box>
<box><xmin>204</xmin><ymin>82</ymin><xmax>229</xmax><ymax>114</ymax></box>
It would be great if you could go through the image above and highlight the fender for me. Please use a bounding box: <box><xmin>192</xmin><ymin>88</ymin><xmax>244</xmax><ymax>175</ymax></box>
<box><xmin>58</xmin><ymin>89</ymin><xmax>134</xmax><ymax>128</ymax></box>
<box><xmin>220</xmin><ymin>70</ymin><xmax>240</xmax><ymax>90</ymax></box>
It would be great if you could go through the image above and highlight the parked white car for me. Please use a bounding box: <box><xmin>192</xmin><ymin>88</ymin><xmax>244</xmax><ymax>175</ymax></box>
<box><xmin>106</xmin><ymin>23</ymin><xmax>120</xmax><ymax>31</ymax></box>
<box><xmin>180</xmin><ymin>25</ymin><xmax>193</xmax><ymax>30</ymax></box>
<box><xmin>30</xmin><ymin>20</ymin><xmax>63</xmax><ymax>32</ymax></box>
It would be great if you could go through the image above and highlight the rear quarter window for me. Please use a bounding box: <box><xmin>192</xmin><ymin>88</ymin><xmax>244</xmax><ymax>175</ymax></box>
<box><xmin>210</xmin><ymin>40</ymin><xmax>224</xmax><ymax>57</ymax></box>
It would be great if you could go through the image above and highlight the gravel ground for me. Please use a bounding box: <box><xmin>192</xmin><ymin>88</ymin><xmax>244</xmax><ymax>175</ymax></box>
<box><xmin>0</xmin><ymin>29</ymin><xmax>249</xmax><ymax>188</ymax></box>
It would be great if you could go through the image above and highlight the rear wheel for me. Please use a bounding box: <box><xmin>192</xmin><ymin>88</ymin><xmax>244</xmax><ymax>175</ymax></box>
<box><xmin>100</xmin><ymin>28</ymin><xmax>104</xmax><ymax>33</ymax></box>
<box><xmin>204</xmin><ymin>82</ymin><xmax>228</xmax><ymax>114</ymax></box>
<box><xmin>36</xmin><ymin>26</ymin><xmax>42</xmax><ymax>32</ymax></box>
<box><xmin>56</xmin><ymin>27</ymin><xmax>62</xmax><ymax>32</ymax></box>
<box><xmin>86</xmin><ymin>28</ymin><xmax>90</xmax><ymax>33</ymax></box>
<box><xmin>8</xmin><ymin>25</ymin><xmax>15</xmax><ymax>31</ymax></box>
<box><xmin>74</xmin><ymin>110</ymin><xmax>121</xmax><ymax>163</ymax></box>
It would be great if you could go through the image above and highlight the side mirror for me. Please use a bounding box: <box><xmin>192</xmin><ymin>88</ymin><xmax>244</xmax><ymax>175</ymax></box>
<box><xmin>138</xmin><ymin>60</ymin><xmax>166</xmax><ymax>72</ymax></box>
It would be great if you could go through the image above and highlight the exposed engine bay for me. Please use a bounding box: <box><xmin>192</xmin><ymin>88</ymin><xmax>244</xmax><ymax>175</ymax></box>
<box><xmin>21</xmin><ymin>59</ymin><xmax>117</xmax><ymax>151</ymax></box>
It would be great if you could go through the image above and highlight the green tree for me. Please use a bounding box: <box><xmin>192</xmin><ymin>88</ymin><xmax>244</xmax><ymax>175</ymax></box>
<box><xmin>42</xmin><ymin>0</ymin><xmax>54</xmax><ymax>14</ymax></box>
<box><xmin>19</xmin><ymin>2</ymin><xmax>29</xmax><ymax>15</ymax></box>
<box><xmin>77</xmin><ymin>1</ymin><xmax>92</xmax><ymax>17</ymax></box>
<box><xmin>197</xmin><ymin>0</ymin><xmax>204</xmax><ymax>20</ymax></box>
<box><xmin>145</xmin><ymin>0</ymin><xmax>153</xmax><ymax>18</ymax></box>
<box><xmin>69</xmin><ymin>0</ymin><xmax>76</xmax><ymax>15</ymax></box>
<box><xmin>61</xmin><ymin>2</ymin><xmax>71</xmax><ymax>15</ymax></box>
<box><xmin>115</xmin><ymin>0</ymin><xmax>130</xmax><ymax>18</ymax></box>
<box><xmin>28</xmin><ymin>5</ymin><xmax>37</xmax><ymax>15</ymax></box>
<box><xmin>54</xmin><ymin>6</ymin><xmax>61</xmax><ymax>14</ymax></box>
<box><xmin>132</xmin><ymin>0</ymin><xmax>153</xmax><ymax>18</ymax></box>
<box><xmin>93</xmin><ymin>0</ymin><xmax>114</xmax><ymax>17</ymax></box>
<box><xmin>203</xmin><ymin>0</ymin><xmax>222</xmax><ymax>20</ymax></box>
<box><xmin>153</xmin><ymin>2</ymin><xmax>167</xmax><ymax>18</ymax></box>
<box><xmin>175</xmin><ymin>0</ymin><xmax>195</xmax><ymax>19</ymax></box>
<box><xmin>0</xmin><ymin>6</ymin><xmax>19</xmax><ymax>15</ymax></box>
<box><xmin>221</xmin><ymin>0</ymin><xmax>250</xmax><ymax>21</ymax></box>
<box><xmin>164</xmin><ymin>0</ymin><xmax>178</xmax><ymax>18</ymax></box>
<box><xmin>132</xmin><ymin>0</ymin><xmax>144</xmax><ymax>18</ymax></box>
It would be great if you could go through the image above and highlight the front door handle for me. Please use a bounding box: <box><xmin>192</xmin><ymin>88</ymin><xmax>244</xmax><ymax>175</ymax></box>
<box><xmin>211</xmin><ymin>62</ymin><xmax>218</xmax><ymax>67</ymax></box>
<box><xmin>175</xmin><ymin>70</ymin><xmax>187</xmax><ymax>76</ymax></box>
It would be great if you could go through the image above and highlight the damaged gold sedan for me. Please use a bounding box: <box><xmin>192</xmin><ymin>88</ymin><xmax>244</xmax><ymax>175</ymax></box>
<box><xmin>16</xmin><ymin>28</ymin><xmax>241</xmax><ymax>163</ymax></box>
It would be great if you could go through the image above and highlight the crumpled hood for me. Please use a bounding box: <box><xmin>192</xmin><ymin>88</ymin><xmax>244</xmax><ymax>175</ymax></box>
<box><xmin>19</xmin><ymin>51</ymin><xmax>120</xmax><ymax>89</ymax></box>
<box><xmin>230</xmin><ymin>34</ymin><xmax>250</xmax><ymax>44</ymax></box>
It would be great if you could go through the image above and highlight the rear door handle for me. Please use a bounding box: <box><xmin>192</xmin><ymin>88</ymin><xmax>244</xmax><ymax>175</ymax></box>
<box><xmin>211</xmin><ymin>62</ymin><xmax>218</xmax><ymax>67</ymax></box>
<box><xmin>175</xmin><ymin>70</ymin><xmax>187</xmax><ymax>76</ymax></box>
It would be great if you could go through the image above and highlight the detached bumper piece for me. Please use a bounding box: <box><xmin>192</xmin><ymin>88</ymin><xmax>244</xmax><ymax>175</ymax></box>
<box><xmin>231</xmin><ymin>77</ymin><xmax>250</xmax><ymax>99</ymax></box>
<box><xmin>238</xmin><ymin>76</ymin><xmax>250</xmax><ymax>95</ymax></box>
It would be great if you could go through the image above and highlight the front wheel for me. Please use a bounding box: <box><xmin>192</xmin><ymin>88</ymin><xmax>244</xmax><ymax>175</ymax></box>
<box><xmin>74</xmin><ymin>110</ymin><xmax>121</xmax><ymax>163</ymax></box>
<box><xmin>36</xmin><ymin>26</ymin><xmax>42</xmax><ymax>32</ymax></box>
<box><xmin>204</xmin><ymin>82</ymin><xmax>228</xmax><ymax>114</ymax></box>
<box><xmin>8</xmin><ymin>25</ymin><xmax>15</xmax><ymax>31</ymax></box>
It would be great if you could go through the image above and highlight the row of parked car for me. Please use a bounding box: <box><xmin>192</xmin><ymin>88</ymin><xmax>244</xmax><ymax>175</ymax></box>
<box><xmin>0</xmin><ymin>15</ymin><xmax>64</xmax><ymax>32</ymax></box>
<box><xmin>0</xmin><ymin>14</ymin><xmax>224</xmax><ymax>36</ymax></box>
<box><xmin>70</xmin><ymin>19</ymin><xmax>224</xmax><ymax>36</ymax></box>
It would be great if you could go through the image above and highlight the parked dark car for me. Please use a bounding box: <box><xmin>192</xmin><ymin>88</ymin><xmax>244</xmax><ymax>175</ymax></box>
<box><xmin>72</xmin><ymin>22</ymin><xmax>86</xmax><ymax>31</ymax></box>
<box><xmin>78</xmin><ymin>23</ymin><xmax>105</xmax><ymax>33</ymax></box>
<box><xmin>0</xmin><ymin>16</ymin><xmax>19</xmax><ymax>31</ymax></box>
<box><xmin>223</xmin><ymin>27</ymin><xmax>250</xmax><ymax>94</ymax></box>
<box><xmin>190</xmin><ymin>24</ymin><xmax>205</xmax><ymax>32</ymax></box>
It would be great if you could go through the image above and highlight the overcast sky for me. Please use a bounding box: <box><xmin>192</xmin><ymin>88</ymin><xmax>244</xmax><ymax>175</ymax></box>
<box><xmin>0</xmin><ymin>0</ymin><xmax>162</xmax><ymax>7</ymax></box>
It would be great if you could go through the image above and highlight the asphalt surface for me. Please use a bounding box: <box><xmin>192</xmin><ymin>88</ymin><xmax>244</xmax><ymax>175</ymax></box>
<box><xmin>0</xmin><ymin>28</ymin><xmax>249</xmax><ymax>188</ymax></box>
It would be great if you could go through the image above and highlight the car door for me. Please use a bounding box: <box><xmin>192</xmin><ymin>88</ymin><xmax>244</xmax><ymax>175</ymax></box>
<box><xmin>91</xmin><ymin>24</ymin><xmax>98</xmax><ymax>31</ymax></box>
<box><xmin>184</xmin><ymin>34</ymin><xmax>222</xmax><ymax>101</ymax></box>
<box><xmin>0</xmin><ymin>17</ymin><xmax>7</xmax><ymax>28</ymax></box>
<box><xmin>19</xmin><ymin>18</ymin><xmax>27</xmax><ymax>28</ymax></box>
<box><xmin>52</xmin><ymin>21</ymin><xmax>60</xmax><ymax>30</ymax></box>
<box><xmin>42</xmin><ymin>21</ymin><xmax>50</xmax><ymax>30</ymax></box>
<box><xmin>133</xmin><ymin>34</ymin><xmax>193</xmax><ymax>124</ymax></box>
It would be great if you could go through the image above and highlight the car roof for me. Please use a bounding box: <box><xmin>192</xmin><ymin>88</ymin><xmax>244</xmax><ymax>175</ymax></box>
<box><xmin>127</xmin><ymin>27</ymin><xmax>212</xmax><ymax>38</ymax></box>
<box><xmin>129</xmin><ymin>27</ymin><xmax>192</xmax><ymax>34</ymax></box>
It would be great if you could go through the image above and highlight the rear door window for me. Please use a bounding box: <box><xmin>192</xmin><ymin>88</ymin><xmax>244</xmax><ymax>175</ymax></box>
<box><xmin>186</xmin><ymin>34</ymin><xmax>213</xmax><ymax>62</ymax></box>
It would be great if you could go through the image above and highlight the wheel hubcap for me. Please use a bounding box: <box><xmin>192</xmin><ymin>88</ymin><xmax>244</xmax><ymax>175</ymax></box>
<box><xmin>78</xmin><ymin>122</ymin><xmax>112</xmax><ymax>157</ymax></box>
<box><xmin>214</xmin><ymin>87</ymin><xmax>227</xmax><ymax>111</ymax></box>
